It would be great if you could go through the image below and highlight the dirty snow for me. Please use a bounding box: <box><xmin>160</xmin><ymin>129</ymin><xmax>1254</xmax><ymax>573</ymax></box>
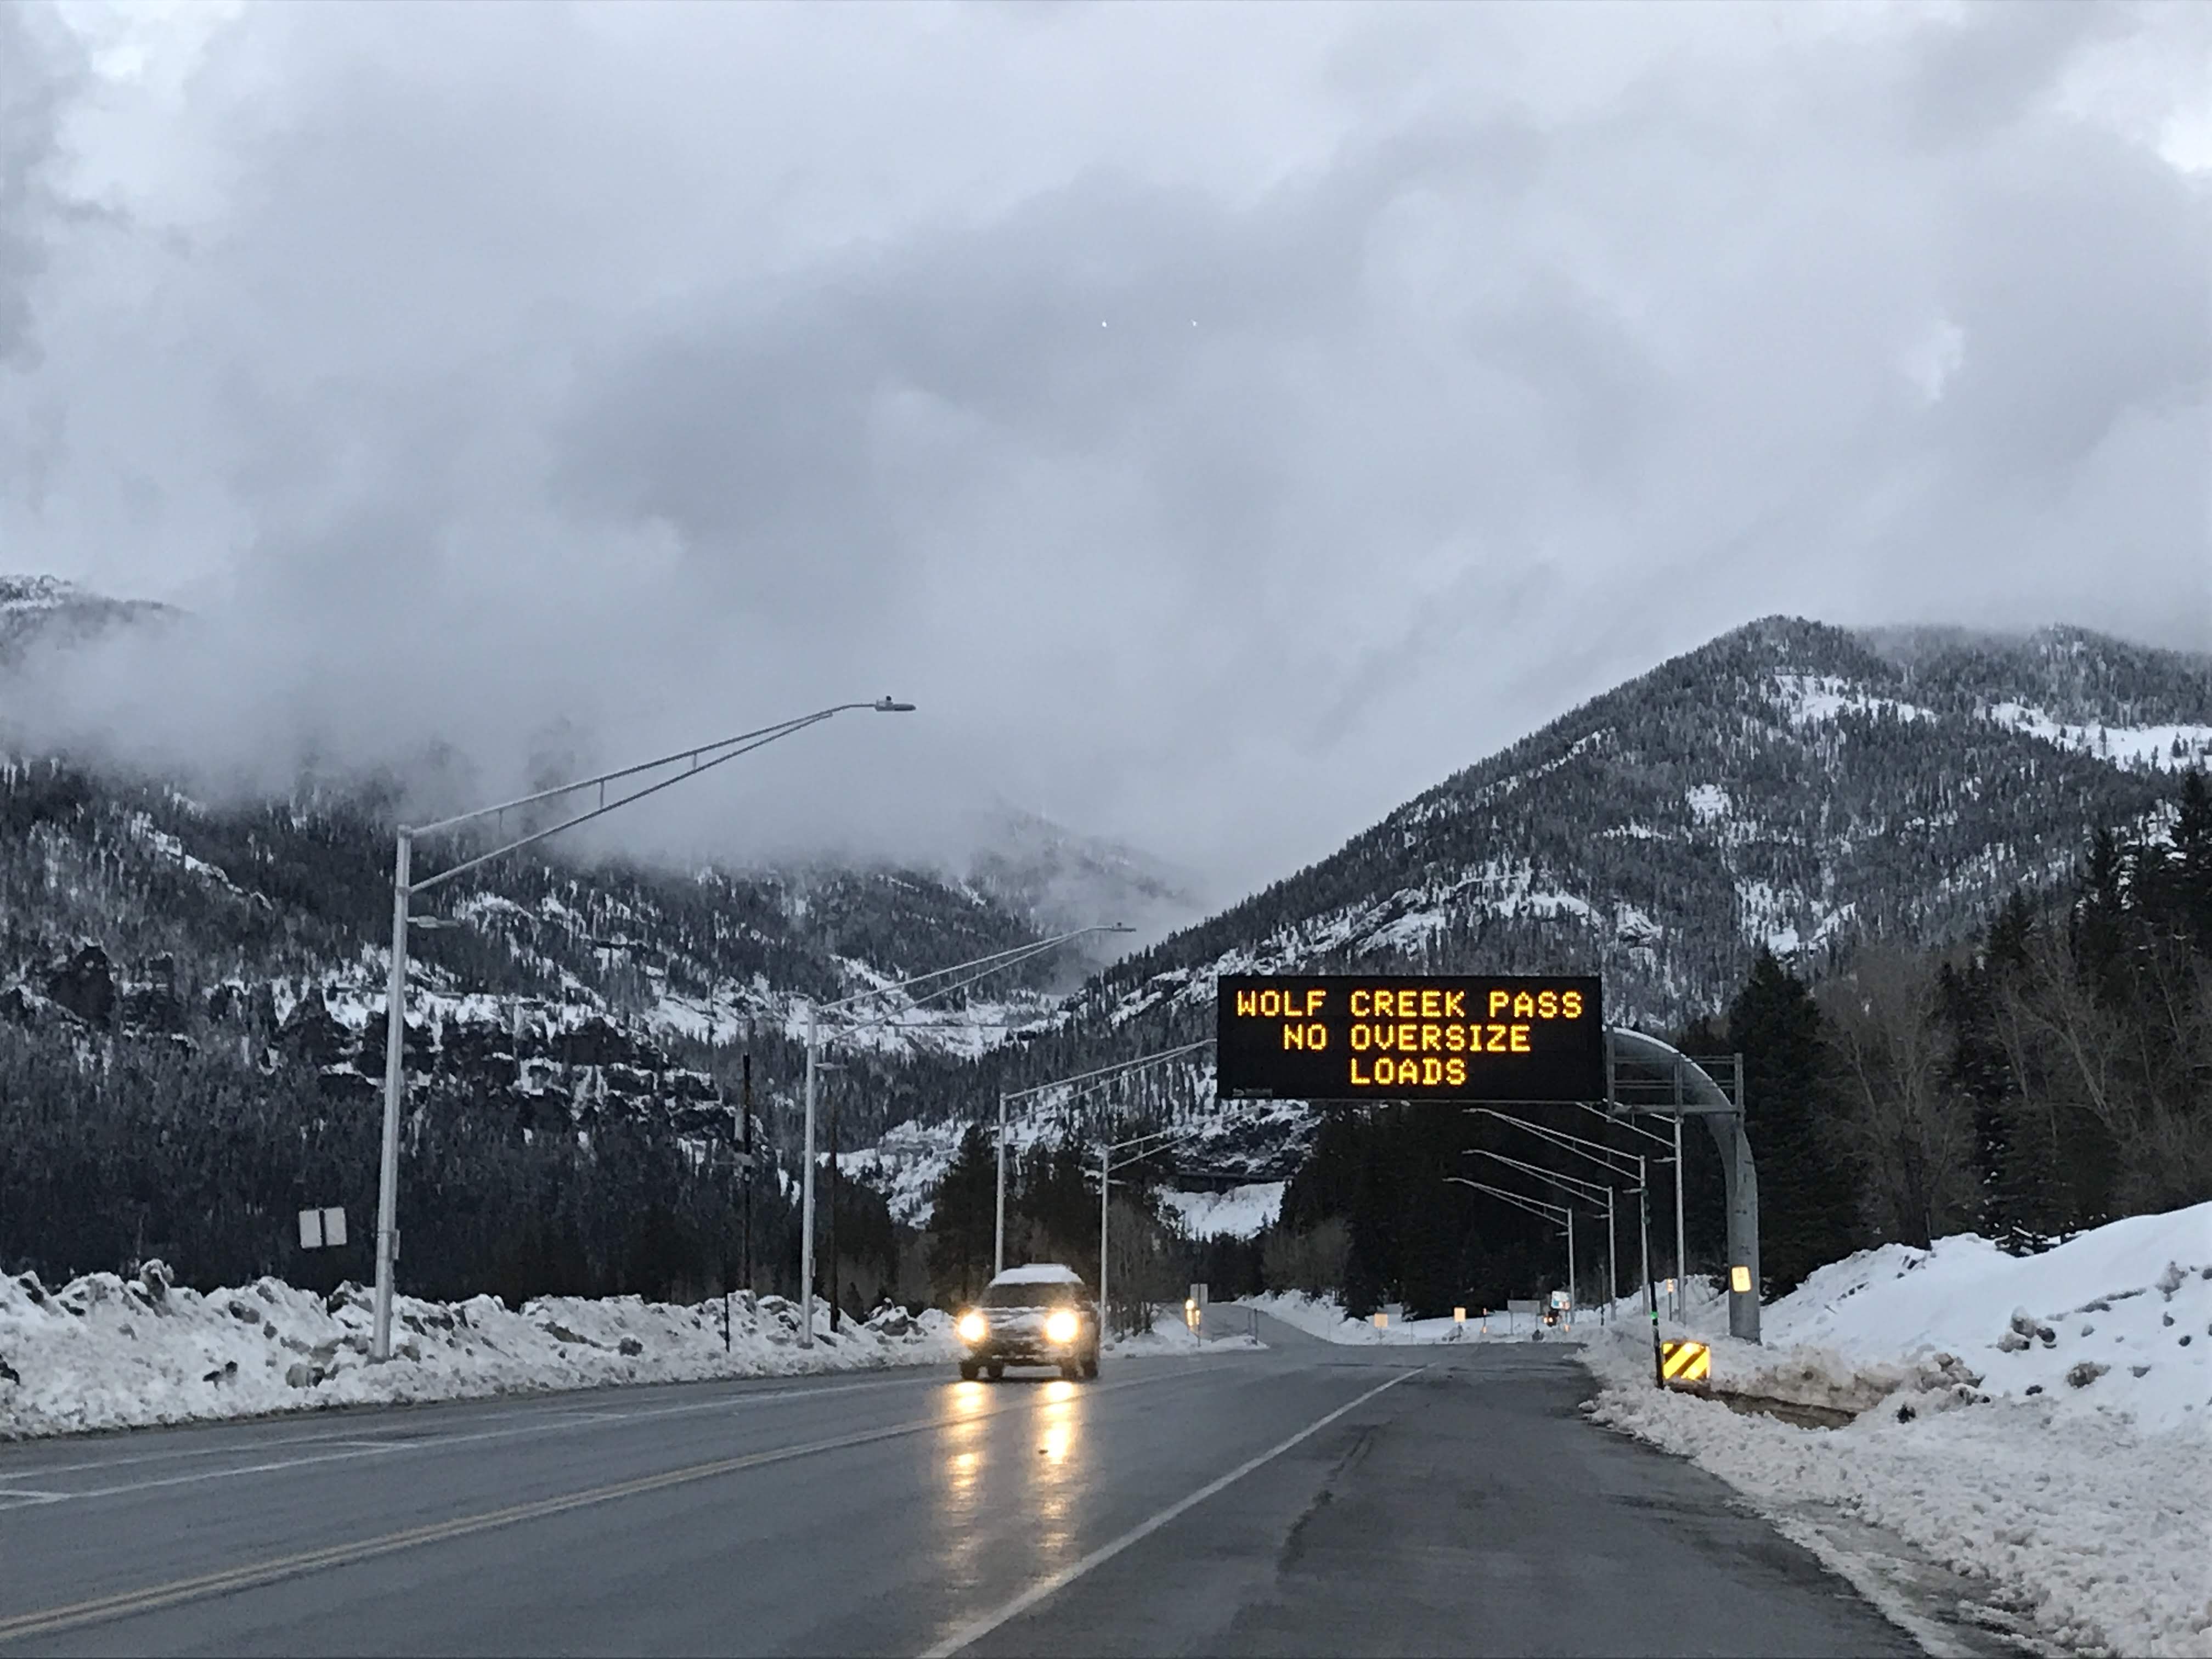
<box><xmin>0</xmin><ymin>1262</ymin><xmax>960</xmax><ymax>1440</ymax></box>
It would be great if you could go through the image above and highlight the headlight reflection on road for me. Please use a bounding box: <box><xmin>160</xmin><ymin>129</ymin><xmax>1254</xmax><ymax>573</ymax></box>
<box><xmin>950</xmin><ymin>1381</ymin><xmax>990</xmax><ymax>1417</ymax></box>
<box><xmin>1027</xmin><ymin>1386</ymin><xmax>1082</xmax><ymax>1568</ymax></box>
<box><xmin>936</xmin><ymin>1412</ymin><xmax>988</xmax><ymax>1595</ymax></box>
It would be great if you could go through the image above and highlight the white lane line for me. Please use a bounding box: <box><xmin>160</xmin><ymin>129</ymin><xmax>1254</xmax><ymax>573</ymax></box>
<box><xmin>0</xmin><ymin>1374</ymin><xmax>932</xmax><ymax>1488</ymax></box>
<box><xmin>919</xmin><ymin>1365</ymin><xmax>1427</xmax><ymax>1659</ymax></box>
<box><xmin>2</xmin><ymin>1365</ymin><xmax>1230</xmax><ymax>1506</ymax></box>
<box><xmin>0</xmin><ymin>1365</ymin><xmax>1239</xmax><ymax>1645</ymax></box>
<box><xmin>2</xmin><ymin>1372</ymin><xmax>945</xmax><ymax>1479</ymax></box>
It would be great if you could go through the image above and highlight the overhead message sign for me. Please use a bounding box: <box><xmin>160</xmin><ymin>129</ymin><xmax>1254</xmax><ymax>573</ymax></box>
<box><xmin>1216</xmin><ymin>974</ymin><xmax>1604</xmax><ymax>1103</ymax></box>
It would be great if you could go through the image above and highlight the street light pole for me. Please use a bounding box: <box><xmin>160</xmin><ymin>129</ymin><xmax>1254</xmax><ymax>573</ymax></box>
<box><xmin>1475</xmin><ymin>1108</ymin><xmax>1652</xmax><ymax>1330</ymax></box>
<box><xmin>1673</xmin><ymin>1110</ymin><xmax>1687</xmax><ymax>1322</ymax></box>
<box><xmin>798</xmin><ymin>922</ymin><xmax>1132</xmax><ymax>1347</ymax></box>
<box><xmin>372</xmin><ymin>832</ymin><xmax>411</xmax><ymax>1361</ymax></box>
<box><xmin>1566</xmin><ymin>1206</ymin><xmax>1576</xmax><ymax>1330</ymax></box>
<box><xmin>370</xmin><ymin>698</ymin><xmax>912</xmax><ymax>1363</ymax></box>
<box><xmin>1091</xmin><ymin>1119</ymin><xmax>1203</xmax><ymax>1342</ymax></box>
<box><xmin>992</xmin><ymin>1035</ymin><xmax>1211</xmax><ymax>1282</ymax></box>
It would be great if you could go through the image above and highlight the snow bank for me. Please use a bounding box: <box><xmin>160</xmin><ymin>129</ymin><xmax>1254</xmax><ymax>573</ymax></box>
<box><xmin>0</xmin><ymin>1263</ymin><xmax>961</xmax><ymax>1440</ymax></box>
<box><xmin>1651</xmin><ymin>1199</ymin><xmax>2212</xmax><ymax>1433</ymax></box>
<box><xmin>1581</xmin><ymin>1201</ymin><xmax>2212</xmax><ymax>1657</ymax></box>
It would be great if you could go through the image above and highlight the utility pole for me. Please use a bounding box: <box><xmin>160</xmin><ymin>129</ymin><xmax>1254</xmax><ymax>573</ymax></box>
<box><xmin>1098</xmin><ymin>1142</ymin><xmax>1110</xmax><ymax>1339</ymax></box>
<box><xmin>1642</xmin><ymin>1164</ymin><xmax>1662</xmax><ymax>1387</ymax></box>
<box><xmin>797</xmin><ymin>922</ymin><xmax>1128</xmax><ymax>1348</ymax></box>
<box><xmin>722</xmin><ymin>1079</ymin><xmax>734</xmax><ymax>1355</ymax></box>
<box><xmin>1566</xmin><ymin>1206</ymin><xmax>1576</xmax><ymax>1330</ymax></box>
<box><xmin>994</xmin><ymin>1091</ymin><xmax>1009</xmax><ymax>1276</ymax></box>
<box><xmin>800</xmin><ymin>1000</ymin><xmax>818</xmax><ymax>1348</ymax></box>
<box><xmin>742</xmin><ymin>1052</ymin><xmax>754</xmax><ymax>1297</ymax></box>
<box><xmin>827</xmin><ymin>1081</ymin><xmax>841</xmax><ymax>1334</ymax></box>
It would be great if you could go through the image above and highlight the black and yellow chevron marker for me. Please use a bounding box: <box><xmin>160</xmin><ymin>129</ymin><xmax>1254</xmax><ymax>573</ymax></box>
<box><xmin>1660</xmin><ymin>1339</ymin><xmax>1711</xmax><ymax>1384</ymax></box>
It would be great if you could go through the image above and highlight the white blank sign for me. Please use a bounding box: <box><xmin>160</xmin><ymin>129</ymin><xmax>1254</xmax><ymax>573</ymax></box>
<box><xmin>297</xmin><ymin>1207</ymin><xmax>347</xmax><ymax>1249</ymax></box>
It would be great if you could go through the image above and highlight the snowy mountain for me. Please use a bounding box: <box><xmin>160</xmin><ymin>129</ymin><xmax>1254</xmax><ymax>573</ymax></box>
<box><xmin>4</xmin><ymin>594</ymin><xmax>2207</xmax><ymax>1246</ymax></box>
<box><xmin>956</xmin><ymin>617</ymin><xmax>2212</xmax><ymax>1206</ymax></box>
<box><xmin>0</xmin><ymin>574</ymin><xmax>176</xmax><ymax>661</ymax></box>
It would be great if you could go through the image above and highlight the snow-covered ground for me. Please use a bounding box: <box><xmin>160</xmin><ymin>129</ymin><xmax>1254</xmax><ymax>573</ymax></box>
<box><xmin>1106</xmin><ymin>1310</ymin><xmax>1265</xmax><ymax>1356</ymax></box>
<box><xmin>1155</xmin><ymin>1181</ymin><xmax>1285</xmax><ymax>1240</ymax></box>
<box><xmin>1583</xmin><ymin>1200</ymin><xmax>2212</xmax><ymax>1657</ymax></box>
<box><xmin>1243</xmin><ymin>1291</ymin><xmax>1561</xmax><ymax>1345</ymax></box>
<box><xmin>0</xmin><ymin>1263</ymin><xmax>960</xmax><ymax>1440</ymax></box>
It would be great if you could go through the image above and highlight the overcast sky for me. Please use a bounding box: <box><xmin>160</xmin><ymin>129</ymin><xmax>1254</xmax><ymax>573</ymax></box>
<box><xmin>2</xmin><ymin>0</ymin><xmax>2207</xmax><ymax>907</ymax></box>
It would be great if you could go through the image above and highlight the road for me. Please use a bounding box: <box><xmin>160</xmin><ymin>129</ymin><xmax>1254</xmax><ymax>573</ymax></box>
<box><xmin>0</xmin><ymin>1311</ymin><xmax>1925</xmax><ymax>1657</ymax></box>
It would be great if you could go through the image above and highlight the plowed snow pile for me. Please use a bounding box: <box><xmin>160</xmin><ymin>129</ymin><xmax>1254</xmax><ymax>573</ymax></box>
<box><xmin>1583</xmin><ymin>1200</ymin><xmax>2212</xmax><ymax>1657</ymax></box>
<box><xmin>0</xmin><ymin>1265</ymin><xmax>960</xmax><ymax>1439</ymax></box>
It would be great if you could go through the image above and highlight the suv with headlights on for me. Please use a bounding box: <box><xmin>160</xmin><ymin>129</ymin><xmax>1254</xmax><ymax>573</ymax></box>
<box><xmin>956</xmin><ymin>1264</ymin><xmax>1102</xmax><ymax>1381</ymax></box>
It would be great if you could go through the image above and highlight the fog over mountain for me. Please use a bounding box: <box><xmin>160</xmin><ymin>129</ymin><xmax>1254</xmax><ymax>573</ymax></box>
<box><xmin>1</xmin><ymin>2</ymin><xmax>2206</xmax><ymax>903</ymax></box>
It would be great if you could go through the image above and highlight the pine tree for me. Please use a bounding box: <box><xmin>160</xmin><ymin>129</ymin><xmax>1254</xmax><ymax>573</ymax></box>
<box><xmin>925</xmin><ymin>1125</ymin><xmax>997</xmax><ymax>1306</ymax></box>
<box><xmin>1728</xmin><ymin>948</ymin><xmax>1857</xmax><ymax>1294</ymax></box>
<box><xmin>2165</xmin><ymin>769</ymin><xmax>2212</xmax><ymax>953</ymax></box>
<box><xmin>1342</xmin><ymin>1113</ymin><xmax>1396</xmax><ymax>1318</ymax></box>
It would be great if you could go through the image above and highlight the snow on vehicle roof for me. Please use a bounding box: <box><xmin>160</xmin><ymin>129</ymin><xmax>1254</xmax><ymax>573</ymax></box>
<box><xmin>989</xmin><ymin>1263</ymin><xmax>1086</xmax><ymax>1285</ymax></box>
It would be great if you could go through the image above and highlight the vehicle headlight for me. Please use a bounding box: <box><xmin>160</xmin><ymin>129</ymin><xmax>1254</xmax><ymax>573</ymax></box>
<box><xmin>1045</xmin><ymin>1309</ymin><xmax>1079</xmax><ymax>1345</ymax></box>
<box><xmin>957</xmin><ymin>1311</ymin><xmax>988</xmax><ymax>1344</ymax></box>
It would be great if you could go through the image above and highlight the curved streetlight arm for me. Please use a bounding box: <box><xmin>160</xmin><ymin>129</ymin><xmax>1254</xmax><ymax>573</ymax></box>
<box><xmin>411</xmin><ymin>710</ymin><xmax>882</xmax><ymax>898</ymax></box>
<box><xmin>1577</xmin><ymin>1098</ymin><xmax>1674</xmax><ymax>1149</ymax></box>
<box><xmin>820</xmin><ymin>923</ymin><xmax>1131</xmax><ymax>1025</ymax></box>
<box><xmin>1001</xmin><ymin>1036</ymin><xmax>1213</xmax><ymax>1106</ymax></box>
<box><xmin>826</xmin><ymin>927</ymin><xmax>1132</xmax><ymax>1043</ymax></box>
<box><xmin>1448</xmin><ymin>1176</ymin><xmax>1568</xmax><ymax>1228</ymax></box>
<box><xmin>1468</xmin><ymin>1147</ymin><xmax>1613</xmax><ymax>1207</ymax></box>
<box><xmin>375</xmin><ymin>696</ymin><xmax>913</xmax><ymax>1362</ymax></box>
<box><xmin>1475</xmin><ymin>1108</ymin><xmax>1645</xmax><ymax>1181</ymax></box>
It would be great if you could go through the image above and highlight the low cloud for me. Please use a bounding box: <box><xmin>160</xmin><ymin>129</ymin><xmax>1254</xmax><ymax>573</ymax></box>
<box><xmin>1</xmin><ymin>1</ymin><xmax>2205</xmax><ymax>901</ymax></box>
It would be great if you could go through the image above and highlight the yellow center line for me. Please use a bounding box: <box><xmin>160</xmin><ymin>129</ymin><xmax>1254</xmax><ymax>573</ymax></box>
<box><xmin>0</xmin><ymin>1367</ymin><xmax>1219</xmax><ymax>1646</ymax></box>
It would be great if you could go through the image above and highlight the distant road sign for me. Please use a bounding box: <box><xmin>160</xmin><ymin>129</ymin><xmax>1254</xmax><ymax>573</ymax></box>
<box><xmin>297</xmin><ymin>1207</ymin><xmax>347</xmax><ymax>1250</ymax></box>
<box><xmin>1661</xmin><ymin>1339</ymin><xmax>1712</xmax><ymax>1384</ymax></box>
<box><xmin>1216</xmin><ymin>974</ymin><xmax>1604</xmax><ymax>1102</ymax></box>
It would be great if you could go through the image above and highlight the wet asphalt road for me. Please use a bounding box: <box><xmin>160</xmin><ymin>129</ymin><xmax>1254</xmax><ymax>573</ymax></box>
<box><xmin>0</xmin><ymin>1313</ymin><xmax>1919</xmax><ymax>1657</ymax></box>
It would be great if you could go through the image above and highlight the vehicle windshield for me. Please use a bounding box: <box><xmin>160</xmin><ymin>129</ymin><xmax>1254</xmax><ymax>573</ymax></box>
<box><xmin>981</xmin><ymin>1280</ymin><xmax>1087</xmax><ymax>1309</ymax></box>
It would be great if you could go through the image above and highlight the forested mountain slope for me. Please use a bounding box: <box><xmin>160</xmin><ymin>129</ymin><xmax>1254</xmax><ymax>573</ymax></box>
<box><xmin>950</xmin><ymin>617</ymin><xmax>2212</xmax><ymax>1200</ymax></box>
